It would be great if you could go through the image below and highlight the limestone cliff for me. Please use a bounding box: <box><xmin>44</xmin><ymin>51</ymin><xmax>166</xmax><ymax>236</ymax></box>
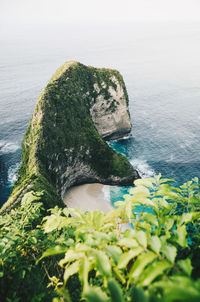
<box><xmin>2</xmin><ymin>61</ymin><xmax>138</xmax><ymax>212</ymax></box>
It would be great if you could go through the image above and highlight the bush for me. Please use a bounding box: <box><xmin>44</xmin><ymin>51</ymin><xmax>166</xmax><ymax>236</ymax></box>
<box><xmin>41</xmin><ymin>175</ymin><xmax>200</xmax><ymax>302</ymax></box>
<box><xmin>1</xmin><ymin>175</ymin><xmax>200</xmax><ymax>301</ymax></box>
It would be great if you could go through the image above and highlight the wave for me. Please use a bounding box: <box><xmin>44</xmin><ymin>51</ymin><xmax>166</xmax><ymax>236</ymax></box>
<box><xmin>102</xmin><ymin>185</ymin><xmax>111</xmax><ymax>203</ymax></box>
<box><xmin>0</xmin><ymin>141</ymin><xmax>20</xmax><ymax>155</ymax></box>
<box><xmin>131</xmin><ymin>158</ymin><xmax>155</xmax><ymax>178</ymax></box>
<box><xmin>7</xmin><ymin>162</ymin><xmax>20</xmax><ymax>185</ymax></box>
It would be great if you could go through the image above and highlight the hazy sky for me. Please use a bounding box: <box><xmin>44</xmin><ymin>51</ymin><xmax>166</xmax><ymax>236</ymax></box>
<box><xmin>1</xmin><ymin>0</ymin><xmax>200</xmax><ymax>26</ymax></box>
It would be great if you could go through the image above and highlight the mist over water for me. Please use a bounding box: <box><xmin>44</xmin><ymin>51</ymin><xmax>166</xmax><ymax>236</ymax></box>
<box><xmin>1</xmin><ymin>22</ymin><xmax>200</xmax><ymax>206</ymax></box>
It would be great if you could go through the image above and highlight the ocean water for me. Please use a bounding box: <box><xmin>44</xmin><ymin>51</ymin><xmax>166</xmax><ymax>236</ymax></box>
<box><xmin>1</xmin><ymin>22</ymin><xmax>200</xmax><ymax>207</ymax></box>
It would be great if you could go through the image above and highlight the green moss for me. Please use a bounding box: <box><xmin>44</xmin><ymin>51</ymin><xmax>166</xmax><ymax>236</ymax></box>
<box><xmin>2</xmin><ymin>61</ymin><xmax>136</xmax><ymax>213</ymax></box>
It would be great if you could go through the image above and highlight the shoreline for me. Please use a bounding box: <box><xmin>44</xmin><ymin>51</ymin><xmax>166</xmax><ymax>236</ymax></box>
<box><xmin>63</xmin><ymin>183</ymin><xmax>113</xmax><ymax>213</ymax></box>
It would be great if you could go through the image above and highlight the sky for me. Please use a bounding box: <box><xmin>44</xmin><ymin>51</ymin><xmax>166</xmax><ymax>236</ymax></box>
<box><xmin>1</xmin><ymin>0</ymin><xmax>200</xmax><ymax>26</ymax></box>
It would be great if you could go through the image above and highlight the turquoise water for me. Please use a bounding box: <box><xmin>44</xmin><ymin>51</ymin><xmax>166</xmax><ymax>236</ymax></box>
<box><xmin>1</xmin><ymin>22</ymin><xmax>200</xmax><ymax>206</ymax></box>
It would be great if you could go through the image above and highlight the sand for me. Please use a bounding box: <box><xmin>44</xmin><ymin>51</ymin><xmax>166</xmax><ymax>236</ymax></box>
<box><xmin>63</xmin><ymin>183</ymin><xmax>113</xmax><ymax>213</ymax></box>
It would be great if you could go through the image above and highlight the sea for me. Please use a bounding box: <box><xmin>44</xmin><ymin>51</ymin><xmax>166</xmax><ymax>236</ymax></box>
<box><xmin>1</xmin><ymin>21</ymin><xmax>200</xmax><ymax>207</ymax></box>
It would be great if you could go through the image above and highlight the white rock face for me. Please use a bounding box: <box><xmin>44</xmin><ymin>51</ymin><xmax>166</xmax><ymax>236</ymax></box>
<box><xmin>90</xmin><ymin>75</ymin><xmax>131</xmax><ymax>140</ymax></box>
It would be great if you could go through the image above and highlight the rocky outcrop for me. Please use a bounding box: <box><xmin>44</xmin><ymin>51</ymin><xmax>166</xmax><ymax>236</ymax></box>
<box><xmin>90</xmin><ymin>75</ymin><xmax>131</xmax><ymax>140</ymax></box>
<box><xmin>2</xmin><ymin>61</ymin><xmax>138</xmax><ymax>212</ymax></box>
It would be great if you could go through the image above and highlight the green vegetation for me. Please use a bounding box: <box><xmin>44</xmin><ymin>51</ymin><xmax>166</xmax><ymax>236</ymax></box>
<box><xmin>1</xmin><ymin>175</ymin><xmax>200</xmax><ymax>301</ymax></box>
<box><xmin>1</xmin><ymin>61</ymin><xmax>135</xmax><ymax>213</ymax></box>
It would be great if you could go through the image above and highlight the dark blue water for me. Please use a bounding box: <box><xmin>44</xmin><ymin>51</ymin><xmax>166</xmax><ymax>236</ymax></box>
<box><xmin>1</xmin><ymin>22</ymin><xmax>200</xmax><ymax>206</ymax></box>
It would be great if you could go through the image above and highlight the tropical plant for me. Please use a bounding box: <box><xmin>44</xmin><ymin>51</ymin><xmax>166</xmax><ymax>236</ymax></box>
<box><xmin>0</xmin><ymin>191</ymin><xmax>73</xmax><ymax>302</ymax></box>
<box><xmin>40</xmin><ymin>175</ymin><xmax>200</xmax><ymax>302</ymax></box>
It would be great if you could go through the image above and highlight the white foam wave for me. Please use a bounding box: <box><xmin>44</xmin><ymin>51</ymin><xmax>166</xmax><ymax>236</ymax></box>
<box><xmin>0</xmin><ymin>141</ymin><xmax>20</xmax><ymax>154</ymax></box>
<box><xmin>108</xmin><ymin>134</ymin><xmax>131</xmax><ymax>143</ymax></box>
<box><xmin>102</xmin><ymin>185</ymin><xmax>111</xmax><ymax>203</ymax></box>
<box><xmin>131</xmin><ymin>159</ymin><xmax>155</xmax><ymax>178</ymax></box>
<box><xmin>8</xmin><ymin>163</ymin><xmax>20</xmax><ymax>185</ymax></box>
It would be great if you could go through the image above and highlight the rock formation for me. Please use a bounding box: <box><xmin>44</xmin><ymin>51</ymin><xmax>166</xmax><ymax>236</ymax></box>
<box><xmin>2</xmin><ymin>61</ymin><xmax>139</xmax><ymax>212</ymax></box>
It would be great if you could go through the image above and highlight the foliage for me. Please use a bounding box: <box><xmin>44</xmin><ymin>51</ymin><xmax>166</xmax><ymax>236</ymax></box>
<box><xmin>0</xmin><ymin>190</ymin><xmax>74</xmax><ymax>302</ymax></box>
<box><xmin>40</xmin><ymin>175</ymin><xmax>200</xmax><ymax>302</ymax></box>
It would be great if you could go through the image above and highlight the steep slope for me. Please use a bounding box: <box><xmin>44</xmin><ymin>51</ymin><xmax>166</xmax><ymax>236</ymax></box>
<box><xmin>2</xmin><ymin>61</ymin><xmax>138</xmax><ymax>212</ymax></box>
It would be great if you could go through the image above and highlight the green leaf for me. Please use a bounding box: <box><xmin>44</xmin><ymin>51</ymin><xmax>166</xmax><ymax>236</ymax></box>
<box><xmin>148</xmin><ymin>236</ymin><xmax>161</xmax><ymax>254</ymax></box>
<box><xmin>179</xmin><ymin>213</ymin><xmax>193</xmax><ymax>225</ymax></box>
<box><xmin>118</xmin><ymin>238</ymin><xmax>138</xmax><ymax>249</ymax></box>
<box><xmin>139</xmin><ymin>260</ymin><xmax>171</xmax><ymax>286</ymax></box>
<box><xmin>0</xmin><ymin>271</ymin><xmax>4</xmax><ymax>278</ymax></box>
<box><xmin>129</xmin><ymin>251</ymin><xmax>157</xmax><ymax>281</ymax></box>
<box><xmin>104</xmin><ymin>245</ymin><xmax>122</xmax><ymax>265</ymax></box>
<box><xmin>153</xmin><ymin>276</ymin><xmax>200</xmax><ymax>302</ymax></box>
<box><xmin>142</xmin><ymin>213</ymin><xmax>158</xmax><ymax>226</ymax></box>
<box><xmin>124</xmin><ymin>200</ymin><xmax>134</xmax><ymax>221</ymax></box>
<box><xmin>164</xmin><ymin>217</ymin><xmax>174</xmax><ymax>230</ymax></box>
<box><xmin>63</xmin><ymin>261</ymin><xmax>79</xmax><ymax>285</ymax></box>
<box><xmin>108</xmin><ymin>279</ymin><xmax>125</xmax><ymax>302</ymax></box>
<box><xmin>83</xmin><ymin>286</ymin><xmax>109</xmax><ymax>302</ymax></box>
<box><xmin>79</xmin><ymin>256</ymin><xmax>90</xmax><ymax>291</ymax></box>
<box><xmin>130</xmin><ymin>287</ymin><xmax>148</xmax><ymax>302</ymax></box>
<box><xmin>159</xmin><ymin>178</ymin><xmax>175</xmax><ymax>184</ymax></box>
<box><xmin>113</xmin><ymin>266</ymin><xmax>126</xmax><ymax>284</ymax></box>
<box><xmin>43</xmin><ymin>215</ymin><xmax>69</xmax><ymax>233</ymax></box>
<box><xmin>59</xmin><ymin>248</ymin><xmax>83</xmax><ymax>267</ymax></box>
<box><xmin>93</xmin><ymin>211</ymin><xmax>105</xmax><ymax>229</ymax></box>
<box><xmin>177</xmin><ymin>258</ymin><xmax>193</xmax><ymax>276</ymax></box>
<box><xmin>174</xmin><ymin>225</ymin><xmax>188</xmax><ymax>247</ymax></box>
<box><xmin>134</xmin><ymin>178</ymin><xmax>154</xmax><ymax>189</ymax></box>
<box><xmin>38</xmin><ymin>246</ymin><xmax>68</xmax><ymax>263</ymax></box>
<box><xmin>162</xmin><ymin>245</ymin><xmax>177</xmax><ymax>264</ymax></box>
<box><xmin>68</xmin><ymin>208</ymin><xmax>84</xmax><ymax>219</ymax></box>
<box><xmin>118</xmin><ymin>247</ymin><xmax>143</xmax><ymax>269</ymax></box>
<box><xmin>135</xmin><ymin>231</ymin><xmax>147</xmax><ymax>248</ymax></box>
<box><xmin>95</xmin><ymin>251</ymin><xmax>111</xmax><ymax>278</ymax></box>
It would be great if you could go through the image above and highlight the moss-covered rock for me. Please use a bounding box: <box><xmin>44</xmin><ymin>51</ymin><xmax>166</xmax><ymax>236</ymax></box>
<box><xmin>1</xmin><ymin>61</ymin><xmax>138</xmax><ymax>212</ymax></box>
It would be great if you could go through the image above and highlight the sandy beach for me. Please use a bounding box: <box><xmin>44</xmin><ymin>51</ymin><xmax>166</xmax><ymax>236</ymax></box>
<box><xmin>63</xmin><ymin>183</ymin><xmax>113</xmax><ymax>213</ymax></box>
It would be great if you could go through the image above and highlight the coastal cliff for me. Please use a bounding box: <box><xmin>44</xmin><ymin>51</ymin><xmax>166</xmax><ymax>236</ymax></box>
<box><xmin>2</xmin><ymin>61</ymin><xmax>138</xmax><ymax>212</ymax></box>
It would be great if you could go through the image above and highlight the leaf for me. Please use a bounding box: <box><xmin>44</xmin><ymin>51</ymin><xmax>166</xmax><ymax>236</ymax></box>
<box><xmin>179</xmin><ymin>213</ymin><xmax>193</xmax><ymax>225</ymax></box>
<box><xmin>153</xmin><ymin>276</ymin><xmax>200</xmax><ymax>302</ymax></box>
<box><xmin>38</xmin><ymin>246</ymin><xmax>68</xmax><ymax>263</ymax></box>
<box><xmin>177</xmin><ymin>258</ymin><xmax>193</xmax><ymax>276</ymax></box>
<box><xmin>59</xmin><ymin>249</ymin><xmax>84</xmax><ymax>267</ymax></box>
<box><xmin>79</xmin><ymin>256</ymin><xmax>90</xmax><ymax>292</ymax></box>
<box><xmin>68</xmin><ymin>208</ymin><xmax>84</xmax><ymax>219</ymax></box>
<box><xmin>142</xmin><ymin>213</ymin><xmax>158</xmax><ymax>226</ymax></box>
<box><xmin>118</xmin><ymin>238</ymin><xmax>138</xmax><ymax>249</ymax></box>
<box><xmin>43</xmin><ymin>215</ymin><xmax>69</xmax><ymax>233</ymax></box>
<box><xmin>148</xmin><ymin>236</ymin><xmax>161</xmax><ymax>254</ymax></box>
<box><xmin>135</xmin><ymin>231</ymin><xmax>147</xmax><ymax>248</ymax></box>
<box><xmin>113</xmin><ymin>266</ymin><xmax>126</xmax><ymax>284</ymax></box>
<box><xmin>129</xmin><ymin>251</ymin><xmax>157</xmax><ymax>281</ymax></box>
<box><xmin>124</xmin><ymin>200</ymin><xmax>134</xmax><ymax>221</ymax></box>
<box><xmin>130</xmin><ymin>287</ymin><xmax>148</xmax><ymax>302</ymax></box>
<box><xmin>108</xmin><ymin>279</ymin><xmax>125</xmax><ymax>302</ymax></box>
<box><xmin>174</xmin><ymin>225</ymin><xmax>188</xmax><ymax>247</ymax></box>
<box><xmin>104</xmin><ymin>245</ymin><xmax>122</xmax><ymax>265</ymax></box>
<box><xmin>159</xmin><ymin>178</ymin><xmax>175</xmax><ymax>184</ymax></box>
<box><xmin>83</xmin><ymin>286</ymin><xmax>109</xmax><ymax>302</ymax></box>
<box><xmin>134</xmin><ymin>178</ymin><xmax>154</xmax><ymax>189</ymax></box>
<box><xmin>164</xmin><ymin>217</ymin><xmax>174</xmax><ymax>230</ymax></box>
<box><xmin>63</xmin><ymin>261</ymin><xmax>79</xmax><ymax>285</ymax></box>
<box><xmin>118</xmin><ymin>247</ymin><xmax>143</xmax><ymax>269</ymax></box>
<box><xmin>139</xmin><ymin>260</ymin><xmax>171</xmax><ymax>286</ymax></box>
<box><xmin>95</xmin><ymin>250</ymin><xmax>111</xmax><ymax>278</ymax></box>
<box><xmin>93</xmin><ymin>211</ymin><xmax>105</xmax><ymax>230</ymax></box>
<box><xmin>162</xmin><ymin>245</ymin><xmax>177</xmax><ymax>264</ymax></box>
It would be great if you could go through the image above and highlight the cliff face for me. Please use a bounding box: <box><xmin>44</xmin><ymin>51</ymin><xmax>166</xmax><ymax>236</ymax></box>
<box><xmin>2</xmin><ymin>61</ymin><xmax>138</xmax><ymax>212</ymax></box>
<box><xmin>90</xmin><ymin>75</ymin><xmax>131</xmax><ymax>140</ymax></box>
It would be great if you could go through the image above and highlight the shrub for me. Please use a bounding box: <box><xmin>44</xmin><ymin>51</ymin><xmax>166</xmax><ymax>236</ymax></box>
<box><xmin>40</xmin><ymin>175</ymin><xmax>200</xmax><ymax>302</ymax></box>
